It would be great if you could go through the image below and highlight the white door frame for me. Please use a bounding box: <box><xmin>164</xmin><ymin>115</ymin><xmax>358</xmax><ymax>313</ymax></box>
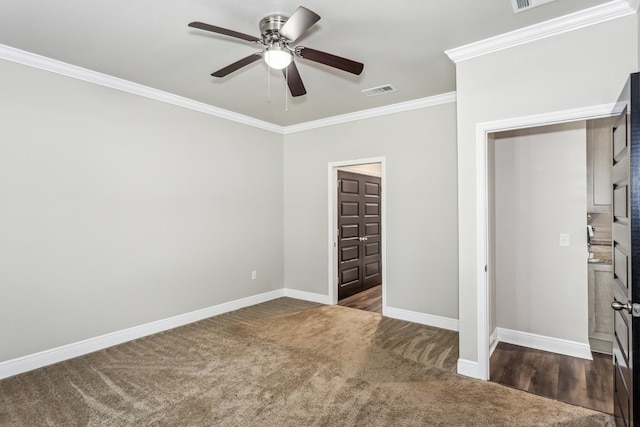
<box><xmin>328</xmin><ymin>157</ymin><xmax>387</xmax><ymax>312</ymax></box>
<box><xmin>473</xmin><ymin>103</ymin><xmax>616</xmax><ymax>381</ymax></box>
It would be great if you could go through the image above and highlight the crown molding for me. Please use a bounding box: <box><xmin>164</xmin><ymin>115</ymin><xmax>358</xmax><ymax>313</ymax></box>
<box><xmin>282</xmin><ymin>92</ymin><xmax>457</xmax><ymax>134</ymax></box>
<box><xmin>0</xmin><ymin>43</ymin><xmax>284</xmax><ymax>134</ymax></box>
<box><xmin>446</xmin><ymin>0</ymin><xmax>637</xmax><ymax>63</ymax></box>
<box><xmin>0</xmin><ymin>43</ymin><xmax>456</xmax><ymax>135</ymax></box>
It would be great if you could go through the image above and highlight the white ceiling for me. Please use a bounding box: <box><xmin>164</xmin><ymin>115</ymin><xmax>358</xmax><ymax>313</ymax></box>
<box><xmin>0</xmin><ymin>0</ymin><xmax>621</xmax><ymax>126</ymax></box>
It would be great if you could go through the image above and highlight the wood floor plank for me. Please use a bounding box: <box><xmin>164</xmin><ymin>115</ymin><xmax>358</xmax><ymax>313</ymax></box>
<box><xmin>511</xmin><ymin>345</ymin><xmax>536</xmax><ymax>392</ymax></box>
<box><xmin>489</xmin><ymin>344</ymin><xmax>511</xmax><ymax>383</ymax></box>
<box><xmin>338</xmin><ymin>284</ymin><xmax>382</xmax><ymax>313</ymax></box>
<box><xmin>492</xmin><ymin>343</ymin><xmax>521</xmax><ymax>385</ymax></box>
<box><xmin>557</xmin><ymin>354</ymin><xmax>587</xmax><ymax>405</ymax></box>
<box><xmin>585</xmin><ymin>353</ymin><xmax>613</xmax><ymax>414</ymax></box>
<box><xmin>526</xmin><ymin>348</ymin><xmax>558</xmax><ymax>397</ymax></box>
<box><xmin>490</xmin><ymin>342</ymin><xmax>613</xmax><ymax>414</ymax></box>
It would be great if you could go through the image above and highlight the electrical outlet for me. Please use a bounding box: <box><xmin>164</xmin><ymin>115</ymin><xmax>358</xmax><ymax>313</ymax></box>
<box><xmin>251</xmin><ymin>271</ymin><xmax>257</xmax><ymax>280</ymax></box>
<box><xmin>559</xmin><ymin>233</ymin><xmax>570</xmax><ymax>247</ymax></box>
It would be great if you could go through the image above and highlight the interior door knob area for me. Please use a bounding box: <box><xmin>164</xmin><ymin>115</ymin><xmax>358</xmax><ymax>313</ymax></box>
<box><xmin>611</xmin><ymin>300</ymin><xmax>632</xmax><ymax>313</ymax></box>
<box><xmin>611</xmin><ymin>300</ymin><xmax>640</xmax><ymax>317</ymax></box>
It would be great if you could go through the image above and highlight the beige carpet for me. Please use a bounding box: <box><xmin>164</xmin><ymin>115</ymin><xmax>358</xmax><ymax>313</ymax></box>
<box><xmin>0</xmin><ymin>298</ymin><xmax>614</xmax><ymax>426</ymax></box>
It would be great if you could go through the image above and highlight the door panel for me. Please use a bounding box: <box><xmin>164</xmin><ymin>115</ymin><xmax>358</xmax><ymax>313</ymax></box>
<box><xmin>614</xmin><ymin>186</ymin><xmax>627</xmax><ymax>218</ymax></box>
<box><xmin>341</xmin><ymin>202</ymin><xmax>358</xmax><ymax>216</ymax></box>
<box><xmin>364</xmin><ymin>241</ymin><xmax>379</xmax><ymax>256</ymax></box>
<box><xmin>365</xmin><ymin>222</ymin><xmax>379</xmax><ymax>236</ymax></box>
<box><xmin>338</xmin><ymin>170</ymin><xmax>382</xmax><ymax>299</ymax></box>
<box><xmin>613</xmin><ymin>113</ymin><xmax>628</xmax><ymax>159</ymax></box>
<box><xmin>342</xmin><ymin>246</ymin><xmax>359</xmax><ymax>261</ymax></box>
<box><xmin>611</xmin><ymin>72</ymin><xmax>639</xmax><ymax>427</ymax></box>
<box><xmin>341</xmin><ymin>224</ymin><xmax>359</xmax><ymax>238</ymax></box>
<box><xmin>341</xmin><ymin>178</ymin><xmax>359</xmax><ymax>194</ymax></box>
<box><xmin>614</xmin><ymin>247</ymin><xmax>628</xmax><ymax>288</ymax></box>
<box><xmin>365</xmin><ymin>202</ymin><xmax>379</xmax><ymax>216</ymax></box>
<box><xmin>614</xmin><ymin>309</ymin><xmax>629</xmax><ymax>361</ymax></box>
<box><xmin>614</xmin><ymin>222</ymin><xmax>631</xmax><ymax>252</ymax></box>
<box><xmin>341</xmin><ymin>267</ymin><xmax>359</xmax><ymax>285</ymax></box>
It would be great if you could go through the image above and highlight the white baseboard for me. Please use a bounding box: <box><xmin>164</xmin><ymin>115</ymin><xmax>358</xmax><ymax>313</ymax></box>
<box><xmin>283</xmin><ymin>288</ymin><xmax>331</xmax><ymax>305</ymax></box>
<box><xmin>1</xmin><ymin>289</ymin><xmax>463</xmax><ymax>380</ymax></box>
<box><xmin>0</xmin><ymin>289</ymin><xmax>288</xmax><ymax>380</ymax></box>
<box><xmin>489</xmin><ymin>328</ymin><xmax>499</xmax><ymax>356</ymax></box>
<box><xmin>385</xmin><ymin>307</ymin><xmax>459</xmax><ymax>331</ymax></box>
<box><xmin>457</xmin><ymin>358</ymin><xmax>482</xmax><ymax>379</ymax></box>
<box><xmin>496</xmin><ymin>327</ymin><xmax>593</xmax><ymax>360</ymax></box>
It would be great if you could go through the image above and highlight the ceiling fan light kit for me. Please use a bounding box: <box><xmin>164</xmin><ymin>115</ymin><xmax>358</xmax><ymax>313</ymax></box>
<box><xmin>188</xmin><ymin>6</ymin><xmax>364</xmax><ymax>99</ymax></box>
<box><xmin>263</xmin><ymin>45</ymin><xmax>292</xmax><ymax>70</ymax></box>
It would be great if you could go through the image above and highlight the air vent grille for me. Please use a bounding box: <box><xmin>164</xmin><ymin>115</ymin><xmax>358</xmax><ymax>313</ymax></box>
<box><xmin>510</xmin><ymin>0</ymin><xmax>555</xmax><ymax>13</ymax></box>
<box><xmin>362</xmin><ymin>84</ymin><xmax>397</xmax><ymax>97</ymax></box>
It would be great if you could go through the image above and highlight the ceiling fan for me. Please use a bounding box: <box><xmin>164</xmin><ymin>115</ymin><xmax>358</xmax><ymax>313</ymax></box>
<box><xmin>188</xmin><ymin>6</ymin><xmax>364</xmax><ymax>97</ymax></box>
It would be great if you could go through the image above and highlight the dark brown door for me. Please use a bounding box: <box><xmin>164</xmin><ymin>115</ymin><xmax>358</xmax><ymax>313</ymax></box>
<box><xmin>337</xmin><ymin>171</ymin><xmax>381</xmax><ymax>300</ymax></box>
<box><xmin>611</xmin><ymin>72</ymin><xmax>639</xmax><ymax>427</ymax></box>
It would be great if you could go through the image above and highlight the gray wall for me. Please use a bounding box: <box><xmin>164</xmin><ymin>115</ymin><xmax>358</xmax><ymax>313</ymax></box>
<box><xmin>283</xmin><ymin>104</ymin><xmax>459</xmax><ymax>319</ymax></box>
<box><xmin>456</xmin><ymin>15</ymin><xmax>638</xmax><ymax>363</ymax></box>
<box><xmin>0</xmin><ymin>59</ymin><xmax>284</xmax><ymax>362</ymax></box>
<box><xmin>494</xmin><ymin>122</ymin><xmax>588</xmax><ymax>344</ymax></box>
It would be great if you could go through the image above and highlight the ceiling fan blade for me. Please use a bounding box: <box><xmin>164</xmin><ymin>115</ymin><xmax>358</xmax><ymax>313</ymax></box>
<box><xmin>297</xmin><ymin>47</ymin><xmax>364</xmax><ymax>75</ymax></box>
<box><xmin>211</xmin><ymin>53</ymin><xmax>262</xmax><ymax>78</ymax></box>
<box><xmin>279</xmin><ymin>7</ymin><xmax>320</xmax><ymax>43</ymax></box>
<box><xmin>188</xmin><ymin>21</ymin><xmax>261</xmax><ymax>43</ymax></box>
<box><xmin>282</xmin><ymin>62</ymin><xmax>306</xmax><ymax>97</ymax></box>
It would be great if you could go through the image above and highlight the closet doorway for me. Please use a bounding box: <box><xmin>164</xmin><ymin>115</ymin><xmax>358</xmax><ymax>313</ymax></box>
<box><xmin>328</xmin><ymin>159</ymin><xmax>386</xmax><ymax>313</ymax></box>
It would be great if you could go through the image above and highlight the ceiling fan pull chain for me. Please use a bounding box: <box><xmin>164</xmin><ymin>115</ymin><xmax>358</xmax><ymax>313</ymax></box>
<box><xmin>285</xmin><ymin>65</ymin><xmax>288</xmax><ymax>112</ymax></box>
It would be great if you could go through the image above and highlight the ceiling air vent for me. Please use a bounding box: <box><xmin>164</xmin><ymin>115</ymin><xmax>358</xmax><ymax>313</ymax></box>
<box><xmin>511</xmin><ymin>0</ymin><xmax>556</xmax><ymax>13</ymax></box>
<box><xmin>362</xmin><ymin>84</ymin><xmax>397</xmax><ymax>97</ymax></box>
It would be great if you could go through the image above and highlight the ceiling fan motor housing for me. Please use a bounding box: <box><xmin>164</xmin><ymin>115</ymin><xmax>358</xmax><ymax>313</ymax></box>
<box><xmin>259</xmin><ymin>14</ymin><xmax>291</xmax><ymax>45</ymax></box>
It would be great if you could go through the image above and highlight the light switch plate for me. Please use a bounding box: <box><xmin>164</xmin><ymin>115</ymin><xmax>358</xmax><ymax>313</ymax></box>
<box><xmin>559</xmin><ymin>233</ymin><xmax>570</xmax><ymax>247</ymax></box>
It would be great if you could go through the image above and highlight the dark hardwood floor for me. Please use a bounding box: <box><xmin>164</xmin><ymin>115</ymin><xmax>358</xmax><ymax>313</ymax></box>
<box><xmin>338</xmin><ymin>284</ymin><xmax>382</xmax><ymax>313</ymax></box>
<box><xmin>490</xmin><ymin>342</ymin><xmax>613</xmax><ymax>414</ymax></box>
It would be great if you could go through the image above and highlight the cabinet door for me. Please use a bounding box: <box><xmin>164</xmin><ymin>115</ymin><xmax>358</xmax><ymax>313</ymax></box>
<box><xmin>587</xmin><ymin>118</ymin><xmax>613</xmax><ymax>213</ymax></box>
<box><xmin>588</xmin><ymin>262</ymin><xmax>614</xmax><ymax>354</ymax></box>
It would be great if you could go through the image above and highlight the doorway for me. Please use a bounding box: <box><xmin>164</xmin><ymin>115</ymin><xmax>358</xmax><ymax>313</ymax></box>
<box><xmin>489</xmin><ymin>121</ymin><xmax>591</xmax><ymax>360</ymax></box>
<box><xmin>487</xmin><ymin>120</ymin><xmax>613</xmax><ymax>413</ymax></box>
<box><xmin>471</xmin><ymin>104</ymin><xmax>617</xmax><ymax>382</ymax></box>
<box><xmin>327</xmin><ymin>158</ymin><xmax>386</xmax><ymax>313</ymax></box>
